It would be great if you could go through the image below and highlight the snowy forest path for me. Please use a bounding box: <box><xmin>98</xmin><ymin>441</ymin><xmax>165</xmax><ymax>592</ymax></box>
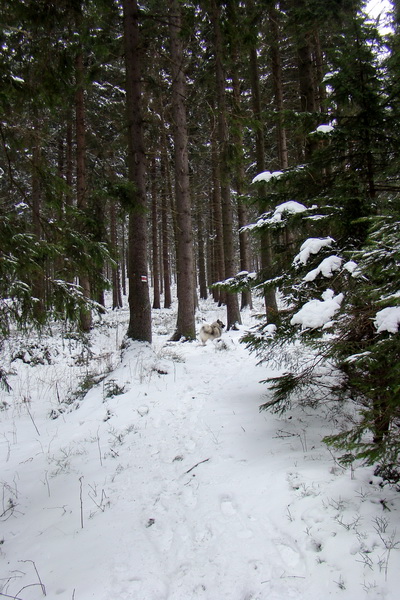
<box><xmin>99</xmin><ymin>327</ymin><xmax>309</xmax><ymax>600</ymax></box>
<box><xmin>3</xmin><ymin>305</ymin><xmax>397</xmax><ymax>600</ymax></box>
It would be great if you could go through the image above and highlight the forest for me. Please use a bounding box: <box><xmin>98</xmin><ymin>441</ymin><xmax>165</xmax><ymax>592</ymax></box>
<box><xmin>1</xmin><ymin>0</ymin><xmax>400</xmax><ymax>478</ymax></box>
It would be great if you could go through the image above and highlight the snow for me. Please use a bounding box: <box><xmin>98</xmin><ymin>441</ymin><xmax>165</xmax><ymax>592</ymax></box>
<box><xmin>374</xmin><ymin>306</ymin><xmax>400</xmax><ymax>333</ymax></box>
<box><xmin>243</xmin><ymin>202</ymin><xmax>308</xmax><ymax>231</ymax></box>
<box><xmin>1</xmin><ymin>295</ymin><xmax>400</xmax><ymax>600</ymax></box>
<box><xmin>343</xmin><ymin>260</ymin><xmax>358</xmax><ymax>275</ymax></box>
<box><xmin>303</xmin><ymin>255</ymin><xmax>343</xmax><ymax>282</ymax></box>
<box><xmin>252</xmin><ymin>170</ymin><xmax>284</xmax><ymax>184</ymax></box>
<box><xmin>294</xmin><ymin>237</ymin><xmax>335</xmax><ymax>266</ymax></box>
<box><xmin>291</xmin><ymin>289</ymin><xmax>344</xmax><ymax>329</ymax></box>
<box><xmin>322</xmin><ymin>71</ymin><xmax>338</xmax><ymax>83</ymax></box>
<box><xmin>310</xmin><ymin>125</ymin><xmax>334</xmax><ymax>134</ymax></box>
<box><xmin>316</xmin><ymin>124</ymin><xmax>334</xmax><ymax>134</ymax></box>
<box><xmin>271</xmin><ymin>201</ymin><xmax>308</xmax><ymax>221</ymax></box>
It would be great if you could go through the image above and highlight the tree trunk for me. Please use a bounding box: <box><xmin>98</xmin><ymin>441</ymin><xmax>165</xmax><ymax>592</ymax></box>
<box><xmin>151</xmin><ymin>158</ymin><xmax>161</xmax><ymax>309</ymax></box>
<box><xmin>268</xmin><ymin>4</ymin><xmax>288</xmax><ymax>169</ymax></box>
<box><xmin>123</xmin><ymin>0</ymin><xmax>152</xmax><ymax>342</ymax></box>
<box><xmin>121</xmin><ymin>218</ymin><xmax>127</xmax><ymax>297</ymax></box>
<box><xmin>75</xmin><ymin>50</ymin><xmax>92</xmax><ymax>332</ymax></box>
<box><xmin>196</xmin><ymin>197</ymin><xmax>208</xmax><ymax>300</ymax></box>
<box><xmin>292</xmin><ymin>0</ymin><xmax>318</xmax><ymax>159</ymax></box>
<box><xmin>247</xmin><ymin>1</ymin><xmax>278</xmax><ymax>322</ymax></box>
<box><xmin>160</xmin><ymin>154</ymin><xmax>172</xmax><ymax>309</ymax></box>
<box><xmin>169</xmin><ymin>0</ymin><xmax>196</xmax><ymax>341</ymax></box>
<box><xmin>110</xmin><ymin>201</ymin><xmax>122</xmax><ymax>309</ymax></box>
<box><xmin>210</xmin><ymin>0</ymin><xmax>241</xmax><ymax>329</ymax></box>
<box><xmin>65</xmin><ymin>116</ymin><xmax>73</xmax><ymax>208</ymax></box>
<box><xmin>31</xmin><ymin>133</ymin><xmax>46</xmax><ymax>322</ymax></box>
<box><xmin>313</xmin><ymin>31</ymin><xmax>326</xmax><ymax>113</ymax></box>
<box><xmin>210</xmin><ymin>123</ymin><xmax>225</xmax><ymax>305</ymax></box>
<box><xmin>229</xmin><ymin>15</ymin><xmax>252</xmax><ymax>310</ymax></box>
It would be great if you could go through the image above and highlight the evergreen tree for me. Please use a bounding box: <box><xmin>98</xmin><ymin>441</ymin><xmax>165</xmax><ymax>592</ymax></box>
<box><xmin>168</xmin><ymin>0</ymin><xmax>196</xmax><ymax>341</ymax></box>
<box><xmin>240</xmin><ymin>5</ymin><xmax>400</xmax><ymax>472</ymax></box>
<box><xmin>123</xmin><ymin>0</ymin><xmax>152</xmax><ymax>343</ymax></box>
<box><xmin>0</xmin><ymin>0</ymin><xmax>114</xmax><ymax>337</ymax></box>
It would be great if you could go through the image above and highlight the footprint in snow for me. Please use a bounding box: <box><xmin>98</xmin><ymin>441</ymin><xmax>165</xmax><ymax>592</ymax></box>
<box><xmin>275</xmin><ymin>540</ymin><xmax>303</xmax><ymax>570</ymax></box>
<box><xmin>137</xmin><ymin>405</ymin><xmax>149</xmax><ymax>416</ymax></box>
<box><xmin>220</xmin><ymin>495</ymin><xmax>237</xmax><ymax>516</ymax></box>
<box><xmin>182</xmin><ymin>486</ymin><xmax>197</xmax><ymax>509</ymax></box>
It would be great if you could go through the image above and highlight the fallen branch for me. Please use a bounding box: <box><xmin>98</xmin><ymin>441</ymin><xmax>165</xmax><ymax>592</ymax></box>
<box><xmin>185</xmin><ymin>458</ymin><xmax>210</xmax><ymax>474</ymax></box>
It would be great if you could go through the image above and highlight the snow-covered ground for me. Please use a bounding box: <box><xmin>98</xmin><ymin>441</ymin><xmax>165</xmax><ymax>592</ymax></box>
<box><xmin>1</xmin><ymin>295</ymin><xmax>399</xmax><ymax>600</ymax></box>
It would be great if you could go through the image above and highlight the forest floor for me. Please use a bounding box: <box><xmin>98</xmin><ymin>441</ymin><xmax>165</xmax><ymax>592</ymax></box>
<box><xmin>1</xmin><ymin>295</ymin><xmax>400</xmax><ymax>600</ymax></box>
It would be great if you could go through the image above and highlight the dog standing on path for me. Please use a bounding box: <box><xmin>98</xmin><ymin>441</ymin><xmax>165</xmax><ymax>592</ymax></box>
<box><xmin>199</xmin><ymin>319</ymin><xmax>225</xmax><ymax>345</ymax></box>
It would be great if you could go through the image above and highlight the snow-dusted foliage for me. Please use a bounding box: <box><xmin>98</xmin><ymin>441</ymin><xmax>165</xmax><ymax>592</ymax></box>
<box><xmin>375</xmin><ymin>306</ymin><xmax>400</xmax><ymax>334</ymax></box>
<box><xmin>293</xmin><ymin>237</ymin><xmax>335</xmax><ymax>266</ymax></box>
<box><xmin>290</xmin><ymin>289</ymin><xmax>344</xmax><ymax>329</ymax></box>
<box><xmin>240</xmin><ymin>6</ymin><xmax>400</xmax><ymax>471</ymax></box>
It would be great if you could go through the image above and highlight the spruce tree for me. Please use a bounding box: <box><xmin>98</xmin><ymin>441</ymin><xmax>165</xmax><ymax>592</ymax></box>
<box><xmin>123</xmin><ymin>0</ymin><xmax>152</xmax><ymax>343</ymax></box>
<box><xmin>240</xmin><ymin>5</ymin><xmax>400</xmax><ymax>472</ymax></box>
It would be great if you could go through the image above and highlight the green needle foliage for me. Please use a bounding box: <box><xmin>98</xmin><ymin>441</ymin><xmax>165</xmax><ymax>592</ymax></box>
<box><xmin>240</xmin><ymin>7</ymin><xmax>400</xmax><ymax>476</ymax></box>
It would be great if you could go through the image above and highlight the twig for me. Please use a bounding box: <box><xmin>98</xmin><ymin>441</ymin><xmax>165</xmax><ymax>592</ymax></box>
<box><xmin>15</xmin><ymin>583</ymin><xmax>45</xmax><ymax>598</ymax></box>
<box><xmin>25</xmin><ymin>403</ymin><xmax>40</xmax><ymax>436</ymax></box>
<box><xmin>96</xmin><ymin>427</ymin><xmax>103</xmax><ymax>467</ymax></box>
<box><xmin>79</xmin><ymin>476</ymin><xmax>84</xmax><ymax>529</ymax></box>
<box><xmin>185</xmin><ymin>458</ymin><xmax>210</xmax><ymax>474</ymax></box>
<box><xmin>19</xmin><ymin>560</ymin><xmax>46</xmax><ymax>596</ymax></box>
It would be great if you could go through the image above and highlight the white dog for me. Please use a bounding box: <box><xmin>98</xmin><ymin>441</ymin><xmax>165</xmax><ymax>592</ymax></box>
<box><xmin>199</xmin><ymin>319</ymin><xmax>225</xmax><ymax>345</ymax></box>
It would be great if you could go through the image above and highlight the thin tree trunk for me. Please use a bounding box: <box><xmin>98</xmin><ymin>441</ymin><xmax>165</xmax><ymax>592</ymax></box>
<box><xmin>210</xmin><ymin>123</ymin><xmax>225</xmax><ymax>305</ymax></box>
<box><xmin>196</xmin><ymin>197</ymin><xmax>208</xmax><ymax>300</ymax></box>
<box><xmin>210</xmin><ymin>0</ymin><xmax>241</xmax><ymax>329</ymax></box>
<box><xmin>121</xmin><ymin>218</ymin><xmax>127</xmax><ymax>297</ymax></box>
<box><xmin>229</xmin><ymin>11</ymin><xmax>252</xmax><ymax>310</ymax></box>
<box><xmin>160</xmin><ymin>155</ymin><xmax>172</xmax><ymax>309</ymax></box>
<box><xmin>293</xmin><ymin>0</ymin><xmax>317</xmax><ymax>159</ymax></box>
<box><xmin>31</xmin><ymin>133</ymin><xmax>46</xmax><ymax>321</ymax></box>
<box><xmin>247</xmin><ymin>0</ymin><xmax>278</xmax><ymax>322</ymax></box>
<box><xmin>110</xmin><ymin>201</ymin><xmax>122</xmax><ymax>309</ymax></box>
<box><xmin>268</xmin><ymin>4</ymin><xmax>288</xmax><ymax>169</ymax></box>
<box><xmin>313</xmin><ymin>31</ymin><xmax>326</xmax><ymax>113</ymax></box>
<box><xmin>169</xmin><ymin>0</ymin><xmax>196</xmax><ymax>341</ymax></box>
<box><xmin>123</xmin><ymin>0</ymin><xmax>152</xmax><ymax>342</ymax></box>
<box><xmin>151</xmin><ymin>158</ymin><xmax>161</xmax><ymax>309</ymax></box>
<box><xmin>65</xmin><ymin>116</ymin><xmax>73</xmax><ymax>208</ymax></box>
<box><xmin>75</xmin><ymin>50</ymin><xmax>92</xmax><ymax>332</ymax></box>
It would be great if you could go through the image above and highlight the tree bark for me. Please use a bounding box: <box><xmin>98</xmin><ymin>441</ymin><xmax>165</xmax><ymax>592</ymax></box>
<box><xmin>247</xmin><ymin>0</ymin><xmax>278</xmax><ymax>322</ymax></box>
<box><xmin>123</xmin><ymin>0</ymin><xmax>152</xmax><ymax>342</ymax></box>
<box><xmin>168</xmin><ymin>0</ymin><xmax>196</xmax><ymax>341</ymax></box>
<box><xmin>75</xmin><ymin>49</ymin><xmax>92</xmax><ymax>332</ymax></box>
<box><xmin>229</xmin><ymin>11</ymin><xmax>252</xmax><ymax>310</ymax></box>
<box><xmin>196</xmin><ymin>196</ymin><xmax>208</xmax><ymax>300</ymax></box>
<box><xmin>210</xmin><ymin>122</ymin><xmax>225</xmax><ymax>305</ymax></box>
<box><xmin>268</xmin><ymin>4</ymin><xmax>288</xmax><ymax>169</ymax></box>
<box><xmin>151</xmin><ymin>158</ymin><xmax>161</xmax><ymax>309</ymax></box>
<box><xmin>210</xmin><ymin>0</ymin><xmax>241</xmax><ymax>329</ymax></box>
<box><xmin>31</xmin><ymin>129</ymin><xmax>46</xmax><ymax>322</ymax></box>
<box><xmin>291</xmin><ymin>0</ymin><xmax>318</xmax><ymax>159</ymax></box>
<box><xmin>110</xmin><ymin>200</ymin><xmax>122</xmax><ymax>309</ymax></box>
<box><xmin>160</xmin><ymin>153</ymin><xmax>172</xmax><ymax>309</ymax></box>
